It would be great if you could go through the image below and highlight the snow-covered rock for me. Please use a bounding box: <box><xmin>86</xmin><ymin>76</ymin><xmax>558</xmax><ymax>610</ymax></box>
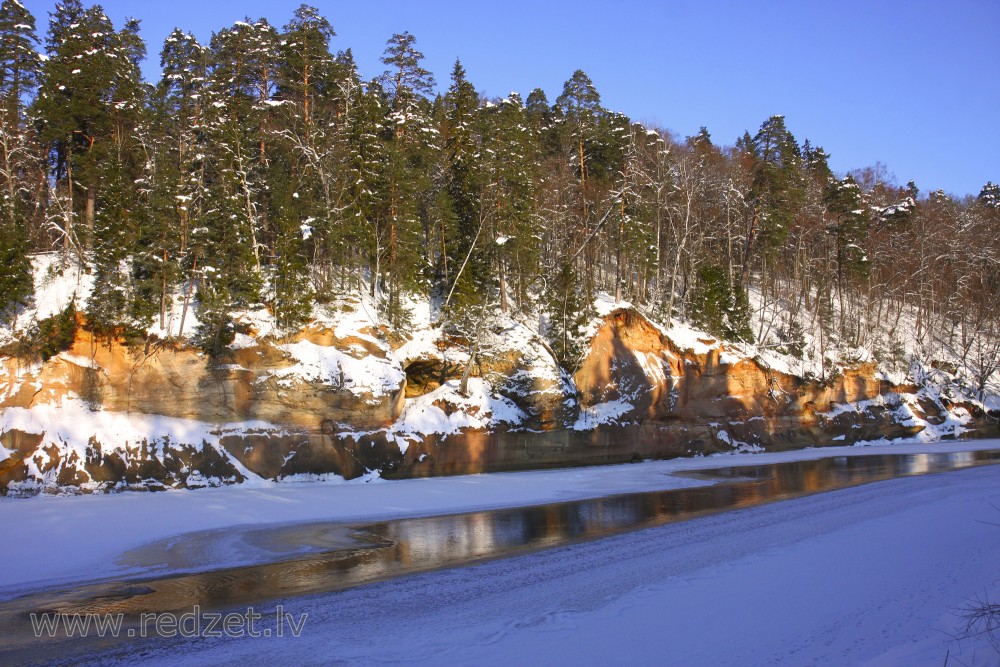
<box><xmin>1</xmin><ymin>258</ymin><xmax>997</xmax><ymax>495</ymax></box>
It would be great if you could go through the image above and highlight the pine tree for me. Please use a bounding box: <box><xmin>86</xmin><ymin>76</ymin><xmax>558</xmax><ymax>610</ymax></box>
<box><xmin>545</xmin><ymin>257</ymin><xmax>589</xmax><ymax>367</ymax></box>
<box><xmin>378</xmin><ymin>31</ymin><xmax>437</xmax><ymax>324</ymax></box>
<box><xmin>0</xmin><ymin>0</ymin><xmax>40</xmax><ymax>122</ymax></box>
<box><xmin>0</xmin><ymin>211</ymin><xmax>32</xmax><ymax>321</ymax></box>
<box><xmin>194</xmin><ymin>77</ymin><xmax>263</xmax><ymax>347</ymax></box>
<box><xmin>440</xmin><ymin>59</ymin><xmax>485</xmax><ymax>314</ymax></box>
<box><xmin>802</xmin><ymin>140</ymin><xmax>832</xmax><ymax>184</ymax></box>
<box><xmin>193</xmin><ymin>170</ymin><xmax>263</xmax><ymax>355</ymax></box>
<box><xmin>824</xmin><ymin>174</ymin><xmax>869</xmax><ymax>280</ymax></box>
<box><xmin>86</xmin><ymin>154</ymin><xmax>142</xmax><ymax>338</ymax></box>
<box><xmin>34</xmin><ymin>4</ymin><xmax>152</xmax><ymax>336</ymax></box>
<box><xmin>525</xmin><ymin>87</ymin><xmax>558</xmax><ymax>155</ymax></box>
<box><xmin>978</xmin><ymin>181</ymin><xmax>999</xmax><ymax>210</ymax></box>
<box><xmin>481</xmin><ymin>92</ymin><xmax>541</xmax><ymax>313</ymax></box>
<box><xmin>193</xmin><ymin>17</ymin><xmax>280</xmax><ymax>332</ymax></box>
<box><xmin>84</xmin><ymin>13</ymin><xmax>154</xmax><ymax>340</ymax></box>
<box><xmin>613</xmin><ymin>121</ymin><xmax>660</xmax><ymax>303</ymax></box>
<box><xmin>342</xmin><ymin>78</ymin><xmax>389</xmax><ymax>296</ymax></box>
<box><xmin>267</xmin><ymin>166</ymin><xmax>314</xmax><ymax>328</ymax></box>
<box><xmin>381</xmin><ymin>31</ymin><xmax>435</xmax><ymax>101</ymax></box>
<box><xmin>555</xmin><ymin>69</ymin><xmax>603</xmax><ymax>219</ymax></box>
<box><xmin>156</xmin><ymin>27</ymin><xmax>209</xmax><ymax>245</ymax></box>
<box><xmin>277</xmin><ymin>4</ymin><xmax>335</xmax><ymax>137</ymax></box>
<box><xmin>35</xmin><ymin>3</ymin><xmax>145</xmax><ymax>252</ymax></box>
<box><xmin>152</xmin><ymin>28</ymin><xmax>209</xmax><ymax>334</ymax></box>
<box><xmin>272</xmin><ymin>7</ymin><xmax>351</xmax><ymax>299</ymax></box>
<box><xmin>0</xmin><ymin>0</ymin><xmax>41</xmax><ymax>320</ymax></box>
<box><xmin>741</xmin><ymin>115</ymin><xmax>806</xmax><ymax>283</ymax></box>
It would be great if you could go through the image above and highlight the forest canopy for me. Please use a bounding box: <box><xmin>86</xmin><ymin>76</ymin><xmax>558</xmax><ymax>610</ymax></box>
<box><xmin>0</xmin><ymin>0</ymin><xmax>997</xmax><ymax>377</ymax></box>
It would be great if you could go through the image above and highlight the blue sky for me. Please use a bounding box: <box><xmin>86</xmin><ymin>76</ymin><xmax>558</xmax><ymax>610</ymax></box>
<box><xmin>22</xmin><ymin>0</ymin><xmax>999</xmax><ymax>196</ymax></box>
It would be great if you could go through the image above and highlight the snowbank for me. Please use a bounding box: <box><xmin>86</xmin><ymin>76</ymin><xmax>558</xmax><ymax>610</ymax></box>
<box><xmin>1</xmin><ymin>439</ymin><xmax>997</xmax><ymax>595</ymax></box>
<box><xmin>17</xmin><ymin>443</ymin><xmax>1000</xmax><ymax>667</ymax></box>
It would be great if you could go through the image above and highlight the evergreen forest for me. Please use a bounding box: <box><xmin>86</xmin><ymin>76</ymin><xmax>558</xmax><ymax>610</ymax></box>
<box><xmin>1</xmin><ymin>0</ymin><xmax>998</xmax><ymax>380</ymax></box>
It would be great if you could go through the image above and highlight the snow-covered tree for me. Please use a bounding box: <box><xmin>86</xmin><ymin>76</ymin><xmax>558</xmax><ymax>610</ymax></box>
<box><xmin>35</xmin><ymin>3</ymin><xmax>147</xmax><ymax>253</ymax></box>
<box><xmin>741</xmin><ymin>115</ymin><xmax>805</xmax><ymax>283</ymax></box>
<box><xmin>378</xmin><ymin>31</ymin><xmax>437</xmax><ymax>324</ymax></box>
<box><xmin>0</xmin><ymin>0</ymin><xmax>41</xmax><ymax>320</ymax></box>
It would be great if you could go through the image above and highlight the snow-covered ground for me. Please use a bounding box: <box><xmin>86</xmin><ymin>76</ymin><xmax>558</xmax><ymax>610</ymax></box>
<box><xmin>3</xmin><ymin>440</ymin><xmax>999</xmax><ymax>598</ymax></box>
<box><xmin>77</xmin><ymin>445</ymin><xmax>1000</xmax><ymax>667</ymax></box>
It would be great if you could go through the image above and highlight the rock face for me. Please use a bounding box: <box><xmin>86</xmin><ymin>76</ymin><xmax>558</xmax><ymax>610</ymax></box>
<box><xmin>0</xmin><ymin>325</ymin><xmax>406</xmax><ymax>431</ymax></box>
<box><xmin>0</xmin><ymin>321</ymin><xmax>407</xmax><ymax>494</ymax></box>
<box><xmin>400</xmin><ymin>322</ymin><xmax>574</xmax><ymax>430</ymax></box>
<box><xmin>0</xmin><ymin>428</ymin><xmax>245</xmax><ymax>496</ymax></box>
<box><xmin>574</xmin><ymin>308</ymin><xmax>994</xmax><ymax>452</ymax></box>
<box><xmin>0</xmin><ymin>307</ymin><xmax>995</xmax><ymax>495</ymax></box>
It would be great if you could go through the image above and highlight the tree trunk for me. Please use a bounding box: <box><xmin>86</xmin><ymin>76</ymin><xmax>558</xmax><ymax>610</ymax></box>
<box><xmin>160</xmin><ymin>245</ymin><xmax>167</xmax><ymax>330</ymax></box>
<box><xmin>178</xmin><ymin>255</ymin><xmax>198</xmax><ymax>339</ymax></box>
<box><xmin>740</xmin><ymin>208</ymin><xmax>759</xmax><ymax>286</ymax></box>
<box><xmin>85</xmin><ymin>186</ymin><xmax>95</xmax><ymax>246</ymax></box>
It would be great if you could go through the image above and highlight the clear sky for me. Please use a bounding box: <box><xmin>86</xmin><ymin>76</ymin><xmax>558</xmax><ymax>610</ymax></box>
<box><xmin>21</xmin><ymin>0</ymin><xmax>999</xmax><ymax>196</ymax></box>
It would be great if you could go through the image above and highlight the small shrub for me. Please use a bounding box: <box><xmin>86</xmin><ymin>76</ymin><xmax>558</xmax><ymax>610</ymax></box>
<box><xmin>17</xmin><ymin>302</ymin><xmax>79</xmax><ymax>362</ymax></box>
<box><xmin>779</xmin><ymin>317</ymin><xmax>806</xmax><ymax>359</ymax></box>
<box><xmin>688</xmin><ymin>265</ymin><xmax>754</xmax><ymax>344</ymax></box>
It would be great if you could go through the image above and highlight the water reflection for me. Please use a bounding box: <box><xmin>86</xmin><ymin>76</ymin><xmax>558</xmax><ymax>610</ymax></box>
<box><xmin>1</xmin><ymin>449</ymin><xmax>998</xmax><ymax>664</ymax></box>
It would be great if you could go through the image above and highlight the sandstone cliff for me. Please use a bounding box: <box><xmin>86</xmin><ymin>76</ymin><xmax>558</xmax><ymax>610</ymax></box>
<box><xmin>573</xmin><ymin>307</ymin><xmax>992</xmax><ymax>453</ymax></box>
<box><xmin>0</xmin><ymin>305</ymin><xmax>995</xmax><ymax>495</ymax></box>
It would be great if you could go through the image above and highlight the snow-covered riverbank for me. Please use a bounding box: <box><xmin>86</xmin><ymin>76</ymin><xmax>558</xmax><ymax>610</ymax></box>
<box><xmin>89</xmin><ymin>452</ymin><xmax>1000</xmax><ymax>667</ymax></box>
<box><xmin>3</xmin><ymin>439</ymin><xmax>999</xmax><ymax>599</ymax></box>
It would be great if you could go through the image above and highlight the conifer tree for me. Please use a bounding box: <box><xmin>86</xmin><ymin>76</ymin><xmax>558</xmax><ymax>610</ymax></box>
<box><xmin>741</xmin><ymin>115</ymin><xmax>806</xmax><ymax>283</ymax></box>
<box><xmin>545</xmin><ymin>257</ymin><xmax>589</xmax><ymax>367</ymax></box>
<box><xmin>152</xmin><ymin>28</ymin><xmax>208</xmax><ymax>333</ymax></box>
<box><xmin>378</xmin><ymin>31</ymin><xmax>436</xmax><ymax>323</ymax></box>
<box><xmin>156</xmin><ymin>28</ymin><xmax>209</xmax><ymax>249</ymax></box>
<box><xmin>194</xmin><ymin>78</ymin><xmax>263</xmax><ymax>342</ymax></box>
<box><xmin>481</xmin><ymin>92</ymin><xmax>540</xmax><ymax>312</ymax></box>
<box><xmin>273</xmin><ymin>7</ymin><xmax>348</xmax><ymax>297</ymax></box>
<box><xmin>978</xmin><ymin>181</ymin><xmax>999</xmax><ymax>210</ymax></box>
<box><xmin>555</xmin><ymin>69</ymin><xmax>603</xmax><ymax>220</ymax></box>
<box><xmin>267</xmin><ymin>166</ymin><xmax>314</xmax><ymax>328</ymax></box>
<box><xmin>381</xmin><ymin>31</ymin><xmax>434</xmax><ymax>101</ymax></box>
<box><xmin>689</xmin><ymin>264</ymin><xmax>752</xmax><ymax>343</ymax></box>
<box><xmin>0</xmin><ymin>211</ymin><xmax>31</xmax><ymax>321</ymax></box>
<box><xmin>208</xmin><ymin>18</ymin><xmax>280</xmax><ymax>267</ymax></box>
<box><xmin>525</xmin><ymin>87</ymin><xmax>559</xmax><ymax>156</ymax></box>
<box><xmin>440</xmin><ymin>59</ymin><xmax>485</xmax><ymax>313</ymax></box>
<box><xmin>824</xmin><ymin>174</ymin><xmax>869</xmax><ymax>280</ymax></box>
<box><xmin>35</xmin><ymin>3</ymin><xmax>145</xmax><ymax>252</ymax></box>
<box><xmin>0</xmin><ymin>0</ymin><xmax>40</xmax><ymax>320</ymax></box>
<box><xmin>613</xmin><ymin>121</ymin><xmax>660</xmax><ymax>303</ymax></box>
<box><xmin>278</xmin><ymin>5</ymin><xmax>335</xmax><ymax>137</ymax></box>
<box><xmin>82</xmin><ymin>13</ymin><xmax>153</xmax><ymax>339</ymax></box>
<box><xmin>86</xmin><ymin>153</ymin><xmax>145</xmax><ymax>338</ymax></box>
<box><xmin>342</xmin><ymin>78</ymin><xmax>389</xmax><ymax>296</ymax></box>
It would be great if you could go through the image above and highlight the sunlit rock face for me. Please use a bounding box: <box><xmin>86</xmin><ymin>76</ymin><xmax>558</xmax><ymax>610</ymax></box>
<box><xmin>0</xmin><ymin>308</ymin><xmax>995</xmax><ymax>495</ymax></box>
<box><xmin>0</xmin><ymin>325</ymin><xmax>406</xmax><ymax>430</ymax></box>
<box><xmin>0</xmin><ymin>322</ymin><xmax>407</xmax><ymax>495</ymax></box>
<box><xmin>573</xmin><ymin>308</ymin><xmax>989</xmax><ymax>451</ymax></box>
<box><xmin>575</xmin><ymin>308</ymin><xmax>683</xmax><ymax>420</ymax></box>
